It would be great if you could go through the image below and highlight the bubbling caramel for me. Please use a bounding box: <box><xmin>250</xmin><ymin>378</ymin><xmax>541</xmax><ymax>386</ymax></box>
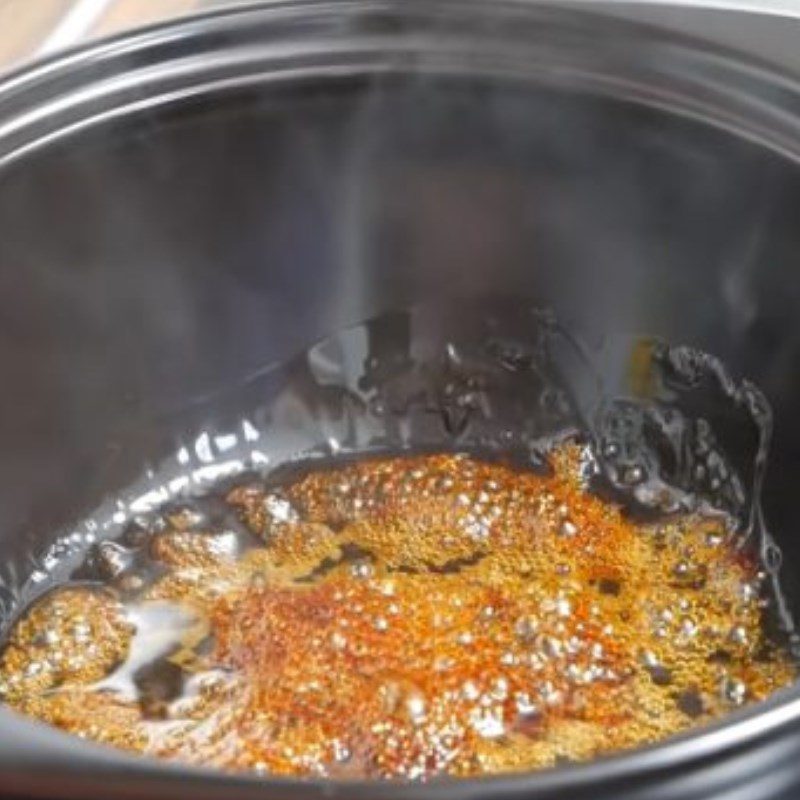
<box><xmin>0</xmin><ymin>446</ymin><xmax>795</xmax><ymax>779</ymax></box>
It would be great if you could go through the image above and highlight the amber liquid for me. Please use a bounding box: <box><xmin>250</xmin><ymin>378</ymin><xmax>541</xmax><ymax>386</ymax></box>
<box><xmin>0</xmin><ymin>444</ymin><xmax>794</xmax><ymax>779</ymax></box>
<box><xmin>1</xmin><ymin>303</ymin><xmax>797</xmax><ymax>779</ymax></box>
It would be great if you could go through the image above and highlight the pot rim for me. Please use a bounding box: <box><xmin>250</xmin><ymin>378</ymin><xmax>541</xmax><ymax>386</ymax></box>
<box><xmin>2</xmin><ymin>0</ymin><xmax>800</xmax><ymax>167</ymax></box>
<box><xmin>1</xmin><ymin>2</ymin><xmax>800</xmax><ymax>797</ymax></box>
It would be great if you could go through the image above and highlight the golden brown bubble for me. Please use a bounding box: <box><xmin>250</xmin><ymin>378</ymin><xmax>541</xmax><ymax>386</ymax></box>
<box><xmin>0</xmin><ymin>445</ymin><xmax>795</xmax><ymax>779</ymax></box>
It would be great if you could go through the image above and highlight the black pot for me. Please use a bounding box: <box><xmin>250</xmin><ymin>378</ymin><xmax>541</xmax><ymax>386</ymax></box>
<box><xmin>1</xmin><ymin>2</ymin><xmax>800</xmax><ymax>798</ymax></box>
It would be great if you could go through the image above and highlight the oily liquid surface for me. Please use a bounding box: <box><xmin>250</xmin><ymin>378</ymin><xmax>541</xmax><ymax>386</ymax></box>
<box><xmin>0</xmin><ymin>445</ymin><xmax>795</xmax><ymax>779</ymax></box>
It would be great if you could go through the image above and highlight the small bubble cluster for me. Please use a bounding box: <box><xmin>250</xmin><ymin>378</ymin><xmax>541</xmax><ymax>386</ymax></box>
<box><xmin>0</xmin><ymin>588</ymin><xmax>133</xmax><ymax>699</ymax></box>
<box><xmin>0</xmin><ymin>445</ymin><xmax>795</xmax><ymax>779</ymax></box>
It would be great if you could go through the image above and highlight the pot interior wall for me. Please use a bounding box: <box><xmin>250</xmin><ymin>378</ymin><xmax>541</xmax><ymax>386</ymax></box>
<box><xmin>0</xmin><ymin>73</ymin><xmax>798</xmax><ymax>614</ymax></box>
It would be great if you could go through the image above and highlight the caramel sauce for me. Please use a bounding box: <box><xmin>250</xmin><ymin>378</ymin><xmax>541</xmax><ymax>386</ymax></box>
<box><xmin>0</xmin><ymin>445</ymin><xmax>794</xmax><ymax>779</ymax></box>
